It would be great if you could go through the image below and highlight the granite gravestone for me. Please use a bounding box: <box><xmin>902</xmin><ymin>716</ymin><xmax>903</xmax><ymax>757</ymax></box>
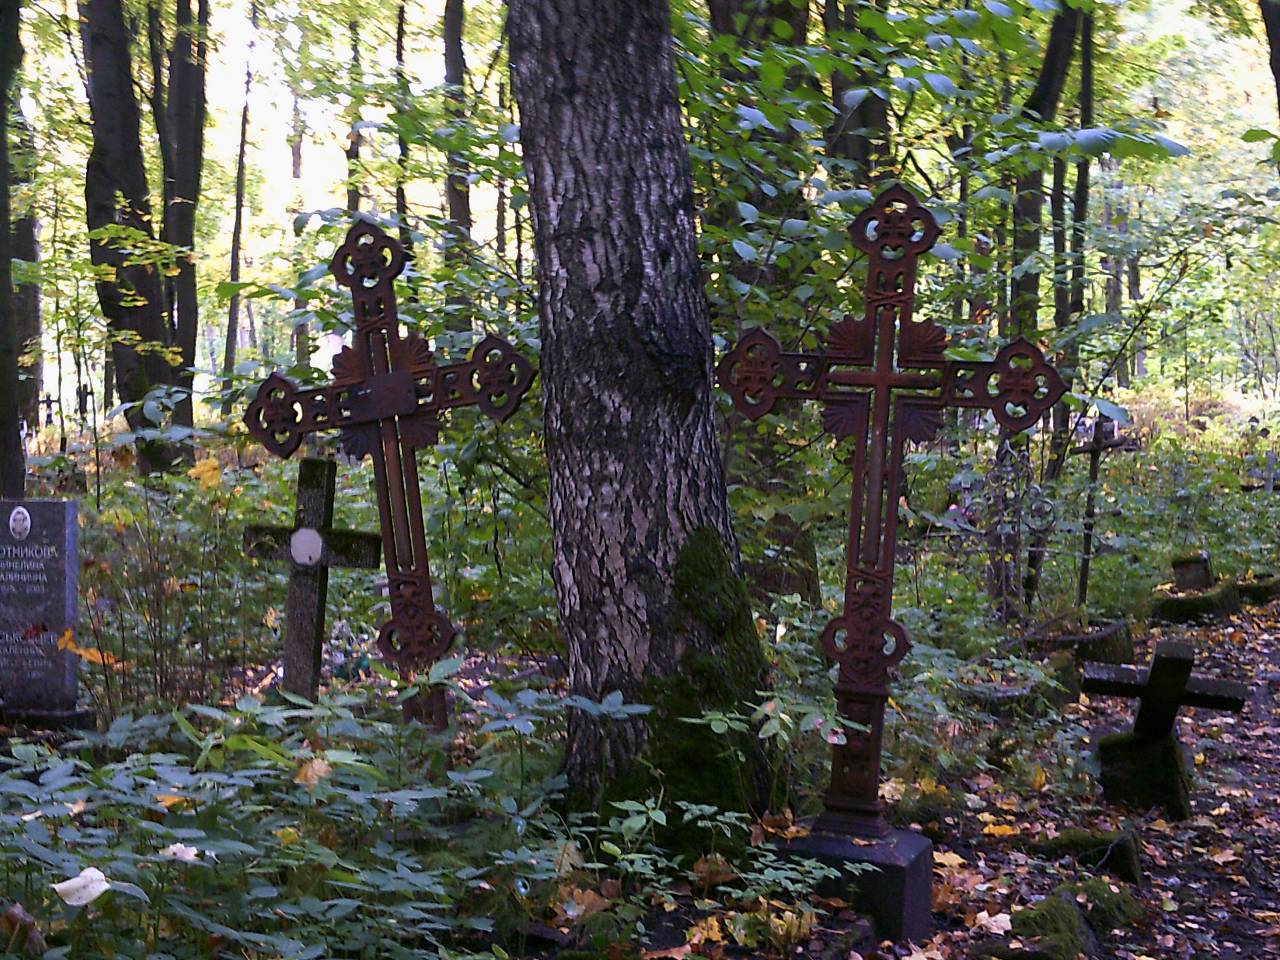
<box><xmin>0</xmin><ymin>500</ymin><xmax>84</xmax><ymax>725</ymax></box>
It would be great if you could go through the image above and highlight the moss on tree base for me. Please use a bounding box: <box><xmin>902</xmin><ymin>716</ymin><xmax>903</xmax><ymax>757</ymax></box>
<box><xmin>1097</xmin><ymin>731</ymin><xmax>1191</xmax><ymax>820</ymax></box>
<box><xmin>605</xmin><ymin>527</ymin><xmax>772</xmax><ymax>853</ymax></box>
<box><xmin>1149</xmin><ymin>580</ymin><xmax>1240</xmax><ymax>624</ymax></box>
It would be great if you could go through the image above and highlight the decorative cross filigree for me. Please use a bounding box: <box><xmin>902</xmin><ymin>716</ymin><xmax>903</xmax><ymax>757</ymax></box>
<box><xmin>718</xmin><ymin>184</ymin><xmax>1066</xmax><ymax>835</ymax></box>
<box><xmin>245</xmin><ymin>220</ymin><xmax>536</xmax><ymax>726</ymax></box>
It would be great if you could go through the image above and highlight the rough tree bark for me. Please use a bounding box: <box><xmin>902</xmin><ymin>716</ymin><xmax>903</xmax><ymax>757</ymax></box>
<box><xmin>1262</xmin><ymin>1</ymin><xmax>1280</xmax><ymax>122</ymax></box>
<box><xmin>345</xmin><ymin>21</ymin><xmax>362</xmax><ymax>214</ymax></box>
<box><xmin>0</xmin><ymin>1</ymin><xmax>25</xmax><ymax>496</ymax></box>
<box><xmin>81</xmin><ymin>0</ymin><xmax>179</xmax><ymax>472</ymax></box>
<box><xmin>510</xmin><ymin>0</ymin><xmax>769</xmax><ymax>811</ymax></box>
<box><xmin>394</xmin><ymin>0</ymin><xmax>413</xmax><ymax>253</ymax></box>
<box><xmin>441</xmin><ymin>0</ymin><xmax>472</xmax><ymax>331</ymax></box>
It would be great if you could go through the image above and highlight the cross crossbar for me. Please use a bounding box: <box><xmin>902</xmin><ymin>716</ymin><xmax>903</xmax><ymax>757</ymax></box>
<box><xmin>1082</xmin><ymin>641</ymin><xmax>1248</xmax><ymax>739</ymax></box>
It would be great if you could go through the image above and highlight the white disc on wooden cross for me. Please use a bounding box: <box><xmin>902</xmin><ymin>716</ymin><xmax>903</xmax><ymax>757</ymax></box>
<box><xmin>290</xmin><ymin>527</ymin><xmax>324</xmax><ymax>566</ymax></box>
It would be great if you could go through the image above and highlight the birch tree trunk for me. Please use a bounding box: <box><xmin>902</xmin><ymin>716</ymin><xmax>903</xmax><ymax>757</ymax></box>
<box><xmin>510</xmin><ymin>0</ymin><xmax>768</xmax><ymax>810</ymax></box>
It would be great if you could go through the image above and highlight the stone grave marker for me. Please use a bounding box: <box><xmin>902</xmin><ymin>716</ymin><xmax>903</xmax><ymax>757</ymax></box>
<box><xmin>244</xmin><ymin>458</ymin><xmax>382</xmax><ymax>701</ymax></box>
<box><xmin>1153</xmin><ymin>550</ymin><xmax>1240</xmax><ymax>623</ymax></box>
<box><xmin>0</xmin><ymin>499</ymin><xmax>89</xmax><ymax>727</ymax></box>
<box><xmin>717</xmin><ymin>184</ymin><xmax>1067</xmax><ymax>941</ymax></box>
<box><xmin>1081</xmin><ymin>641</ymin><xmax>1247</xmax><ymax>819</ymax></box>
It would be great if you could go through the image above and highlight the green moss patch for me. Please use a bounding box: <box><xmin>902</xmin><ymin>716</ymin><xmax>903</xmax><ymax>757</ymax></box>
<box><xmin>609</xmin><ymin>527</ymin><xmax>772</xmax><ymax>853</ymax></box>
<box><xmin>1238</xmin><ymin>573</ymin><xmax>1280</xmax><ymax>606</ymax></box>
<box><xmin>1010</xmin><ymin>892</ymin><xmax>1094</xmax><ymax>960</ymax></box>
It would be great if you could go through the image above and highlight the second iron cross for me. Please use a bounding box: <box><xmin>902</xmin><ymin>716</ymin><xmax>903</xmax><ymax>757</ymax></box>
<box><xmin>245</xmin><ymin>221</ymin><xmax>536</xmax><ymax>725</ymax></box>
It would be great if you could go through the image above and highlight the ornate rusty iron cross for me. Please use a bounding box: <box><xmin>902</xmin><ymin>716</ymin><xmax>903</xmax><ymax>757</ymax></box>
<box><xmin>244</xmin><ymin>221</ymin><xmax>536</xmax><ymax>724</ymax></box>
<box><xmin>718</xmin><ymin>184</ymin><xmax>1066</xmax><ymax>836</ymax></box>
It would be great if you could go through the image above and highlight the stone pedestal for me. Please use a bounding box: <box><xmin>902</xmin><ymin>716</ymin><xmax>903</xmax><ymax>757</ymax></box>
<box><xmin>780</xmin><ymin>822</ymin><xmax>933</xmax><ymax>943</ymax></box>
<box><xmin>0</xmin><ymin>706</ymin><xmax>96</xmax><ymax>730</ymax></box>
<box><xmin>1097</xmin><ymin>731</ymin><xmax>1191</xmax><ymax>820</ymax></box>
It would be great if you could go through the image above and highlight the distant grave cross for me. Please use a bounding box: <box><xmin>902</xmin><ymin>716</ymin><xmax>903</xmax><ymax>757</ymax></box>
<box><xmin>244</xmin><ymin>457</ymin><xmax>381</xmax><ymax>701</ymax></box>
<box><xmin>244</xmin><ymin>221</ymin><xmax>536</xmax><ymax>725</ymax></box>
<box><xmin>718</xmin><ymin>184</ymin><xmax>1066</xmax><ymax>836</ymax></box>
<box><xmin>1082</xmin><ymin>641</ymin><xmax>1247</xmax><ymax>739</ymax></box>
<box><xmin>1070</xmin><ymin>415</ymin><xmax>1131</xmax><ymax>607</ymax></box>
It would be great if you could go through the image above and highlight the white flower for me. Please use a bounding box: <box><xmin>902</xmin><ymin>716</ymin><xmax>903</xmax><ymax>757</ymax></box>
<box><xmin>159</xmin><ymin>843</ymin><xmax>199</xmax><ymax>863</ymax></box>
<box><xmin>52</xmin><ymin>867</ymin><xmax>111</xmax><ymax>905</ymax></box>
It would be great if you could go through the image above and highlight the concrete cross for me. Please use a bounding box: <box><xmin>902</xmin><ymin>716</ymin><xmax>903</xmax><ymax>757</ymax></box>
<box><xmin>1082</xmin><ymin>640</ymin><xmax>1247</xmax><ymax>739</ymax></box>
<box><xmin>245</xmin><ymin>457</ymin><xmax>381</xmax><ymax>701</ymax></box>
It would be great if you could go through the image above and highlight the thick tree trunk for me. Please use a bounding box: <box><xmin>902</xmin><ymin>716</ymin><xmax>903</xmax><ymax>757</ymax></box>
<box><xmin>510</xmin><ymin>0</ymin><xmax>767</xmax><ymax>810</ymax></box>
<box><xmin>0</xmin><ymin>1</ymin><xmax>25</xmax><ymax>496</ymax></box>
<box><xmin>82</xmin><ymin>0</ymin><xmax>178</xmax><ymax>472</ymax></box>
<box><xmin>11</xmin><ymin>108</ymin><xmax>40</xmax><ymax>433</ymax></box>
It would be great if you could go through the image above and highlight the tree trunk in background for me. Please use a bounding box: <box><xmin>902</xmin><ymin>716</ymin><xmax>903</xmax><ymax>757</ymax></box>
<box><xmin>394</xmin><ymin>0</ymin><xmax>413</xmax><ymax>253</ymax></box>
<box><xmin>11</xmin><ymin>107</ymin><xmax>40</xmax><ymax>433</ymax></box>
<box><xmin>345</xmin><ymin>21</ymin><xmax>362</xmax><ymax>213</ymax></box>
<box><xmin>82</xmin><ymin>0</ymin><xmax>179</xmax><ymax>473</ymax></box>
<box><xmin>220</xmin><ymin>4</ymin><xmax>254</xmax><ymax>416</ymax></box>
<box><xmin>147</xmin><ymin>0</ymin><xmax>208</xmax><ymax>434</ymax></box>
<box><xmin>510</xmin><ymin>0</ymin><xmax>768</xmax><ymax>809</ymax></box>
<box><xmin>823</xmin><ymin>0</ymin><xmax>889</xmax><ymax>182</ymax></box>
<box><xmin>1262</xmin><ymin>1</ymin><xmax>1280</xmax><ymax>123</ymax></box>
<box><xmin>1010</xmin><ymin>8</ymin><xmax>1079</xmax><ymax>336</ymax></box>
<box><xmin>166</xmin><ymin>0</ymin><xmax>208</xmax><ymax>431</ymax></box>
<box><xmin>442</xmin><ymin>0</ymin><xmax>472</xmax><ymax>331</ymax></box>
<box><xmin>0</xmin><ymin>1</ymin><xmax>25</xmax><ymax>496</ymax></box>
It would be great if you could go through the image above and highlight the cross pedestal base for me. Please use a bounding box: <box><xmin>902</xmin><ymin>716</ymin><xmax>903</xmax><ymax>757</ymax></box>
<box><xmin>1097</xmin><ymin>730</ymin><xmax>1191</xmax><ymax>820</ymax></box>
<box><xmin>780</xmin><ymin>822</ymin><xmax>933</xmax><ymax>943</ymax></box>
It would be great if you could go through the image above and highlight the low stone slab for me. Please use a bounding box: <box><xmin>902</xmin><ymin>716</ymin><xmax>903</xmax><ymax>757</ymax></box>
<box><xmin>1149</xmin><ymin>580</ymin><xmax>1240</xmax><ymax>624</ymax></box>
<box><xmin>1025</xmin><ymin>828</ymin><xmax>1144</xmax><ymax>885</ymax></box>
<box><xmin>1238</xmin><ymin>573</ymin><xmax>1280</xmax><ymax>606</ymax></box>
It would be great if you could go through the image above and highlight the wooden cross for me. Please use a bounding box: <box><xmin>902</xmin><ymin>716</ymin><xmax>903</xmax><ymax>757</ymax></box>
<box><xmin>244</xmin><ymin>457</ymin><xmax>382</xmax><ymax>701</ymax></box>
<box><xmin>718</xmin><ymin>184</ymin><xmax>1067</xmax><ymax>837</ymax></box>
<box><xmin>1069</xmin><ymin>416</ymin><xmax>1131</xmax><ymax>608</ymax></box>
<box><xmin>244</xmin><ymin>221</ymin><xmax>536</xmax><ymax>725</ymax></box>
<box><xmin>1082</xmin><ymin>641</ymin><xmax>1247</xmax><ymax>739</ymax></box>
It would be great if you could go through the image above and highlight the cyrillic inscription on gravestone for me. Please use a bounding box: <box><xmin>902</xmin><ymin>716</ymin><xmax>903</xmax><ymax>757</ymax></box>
<box><xmin>0</xmin><ymin>500</ymin><xmax>79</xmax><ymax>718</ymax></box>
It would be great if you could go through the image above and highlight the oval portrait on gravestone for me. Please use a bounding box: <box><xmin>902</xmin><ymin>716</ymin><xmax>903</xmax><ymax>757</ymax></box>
<box><xmin>8</xmin><ymin>506</ymin><xmax>31</xmax><ymax>541</ymax></box>
<box><xmin>290</xmin><ymin>527</ymin><xmax>324</xmax><ymax>567</ymax></box>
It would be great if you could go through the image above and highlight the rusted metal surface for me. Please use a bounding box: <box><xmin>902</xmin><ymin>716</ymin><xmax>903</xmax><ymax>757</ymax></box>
<box><xmin>245</xmin><ymin>221</ymin><xmax>536</xmax><ymax>725</ymax></box>
<box><xmin>718</xmin><ymin>184</ymin><xmax>1066</xmax><ymax>836</ymax></box>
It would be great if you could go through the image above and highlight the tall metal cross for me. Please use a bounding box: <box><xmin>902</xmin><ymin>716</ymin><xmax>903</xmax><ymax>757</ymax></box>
<box><xmin>244</xmin><ymin>221</ymin><xmax>536</xmax><ymax>725</ymax></box>
<box><xmin>718</xmin><ymin>184</ymin><xmax>1067</xmax><ymax>836</ymax></box>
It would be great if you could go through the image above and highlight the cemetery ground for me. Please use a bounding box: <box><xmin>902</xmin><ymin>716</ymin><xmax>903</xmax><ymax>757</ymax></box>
<box><xmin>1</xmin><ymin>404</ymin><xmax>1279</xmax><ymax>960</ymax></box>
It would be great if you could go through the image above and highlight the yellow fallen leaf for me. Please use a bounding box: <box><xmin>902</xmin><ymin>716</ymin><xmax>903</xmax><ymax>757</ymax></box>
<box><xmin>1208</xmin><ymin>847</ymin><xmax>1239</xmax><ymax>865</ymax></box>
<box><xmin>983</xmin><ymin>823</ymin><xmax>1020</xmax><ymax>837</ymax></box>
<box><xmin>1029</xmin><ymin>764</ymin><xmax>1047</xmax><ymax>791</ymax></box>
<box><xmin>973</xmin><ymin>910</ymin><xmax>1012</xmax><ymax>935</ymax></box>
<box><xmin>933</xmin><ymin>850</ymin><xmax>966</xmax><ymax>868</ymax></box>
<box><xmin>274</xmin><ymin>826</ymin><xmax>300</xmax><ymax>846</ymax></box>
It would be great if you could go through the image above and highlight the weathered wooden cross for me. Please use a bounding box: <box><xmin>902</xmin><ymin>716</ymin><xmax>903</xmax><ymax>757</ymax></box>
<box><xmin>1082</xmin><ymin>641</ymin><xmax>1247</xmax><ymax>740</ymax></box>
<box><xmin>244</xmin><ymin>221</ymin><xmax>536</xmax><ymax>725</ymax></box>
<box><xmin>718</xmin><ymin>184</ymin><xmax>1067</xmax><ymax>838</ymax></box>
<box><xmin>1070</xmin><ymin>416</ymin><xmax>1132</xmax><ymax>607</ymax></box>
<box><xmin>244</xmin><ymin>457</ymin><xmax>382</xmax><ymax>701</ymax></box>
